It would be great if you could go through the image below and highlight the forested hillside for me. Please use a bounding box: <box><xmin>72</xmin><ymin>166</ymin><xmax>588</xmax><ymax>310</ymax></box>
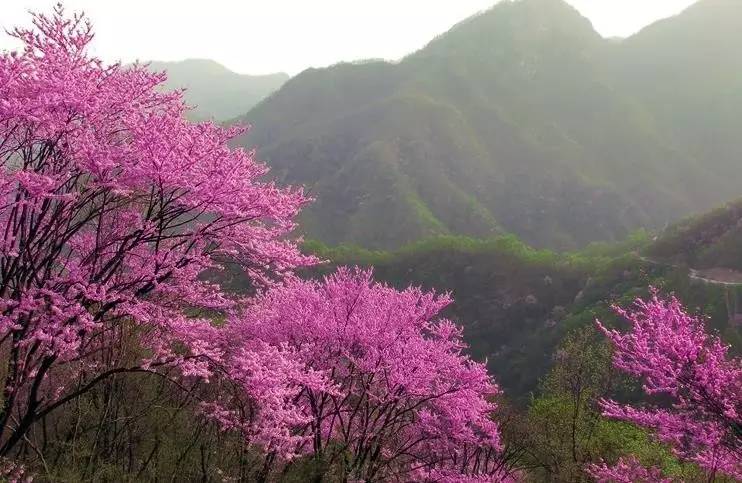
<box><xmin>238</xmin><ymin>0</ymin><xmax>741</xmax><ymax>250</ymax></box>
<box><xmin>610</xmin><ymin>0</ymin><xmax>742</xmax><ymax>190</ymax></box>
<box><xmin>647</xmin><ymin>198</ymin><xmax>742</xmax><ymax>271</ymax></box>
<box><xmin>296</xmin><ymin>223</ymin><xmax>742</xmax><ymax>400</ymax></box>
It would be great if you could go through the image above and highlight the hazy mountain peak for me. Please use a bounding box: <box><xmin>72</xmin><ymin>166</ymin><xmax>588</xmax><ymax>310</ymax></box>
<box><xmin>148</xmin><ymin>59</ymin><xmax>289</xmax><ymax>83</ymax></box>
<box><xmin>146</xmin><ymin>59</ymin><xmax>289</xmax><ymax>121</ymax></box>
<box><xmin>417</xmin><ymin>0</ymin><xmax>599</xmax><ymax>60</ymax></box>
<box><xmin>152</xmin><ymin>58</ymin><xmax>228</xmax><ymax>70</ymax></box>
<box><xmin>629</xmin><ymin>0</ymin><xmax>741</xmax><ymax>41</ymax></box>
<box><xmin>478</xmin><ymin>0</ymin><xmax>595</xmax><ymax>32</ymax></box>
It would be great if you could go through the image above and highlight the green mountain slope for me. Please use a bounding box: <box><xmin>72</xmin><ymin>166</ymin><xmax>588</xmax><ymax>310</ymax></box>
<box><xmin>612</xmin><ymin>0</ymin><xmax>742</xmax><ymax>190</ymax></box>
<box><xmin>147</xmin><ymin>59</ymin><xmax>288</xmax><ymax>121</ymax></box>
<box><xmin>236</xmin><ymin>0</ymin><xmax>738</xmax><ymax>250</ymax></box>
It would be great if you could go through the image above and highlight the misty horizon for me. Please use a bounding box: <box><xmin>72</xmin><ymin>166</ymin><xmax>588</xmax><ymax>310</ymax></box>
<box><xmin>1</xmin><ymin>0</ymin><xmax>697</xmax><ymax>76</ymax></box>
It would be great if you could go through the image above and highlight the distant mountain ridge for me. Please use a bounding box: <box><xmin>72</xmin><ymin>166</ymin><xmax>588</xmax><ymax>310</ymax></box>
<box><xmin>232</xmin><ymin>0</ymin><xmax>742</xmax><ymax>250</ymax></box>
<box><xmin>147</xmin><ymin>59</ymin><xmax>288</xmax><ymax>121</ymax></box>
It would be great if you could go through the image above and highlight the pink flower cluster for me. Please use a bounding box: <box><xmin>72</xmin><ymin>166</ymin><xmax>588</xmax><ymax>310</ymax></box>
<box><xmin>200</xmin><ymin>269</ymin><xmax>506</xmax><ymax>481</ymax></box>
<box><xmin>596</xmin><ymin>291</ymin><xmax>742</xmax><ymax>480</ymax></box>
<box><xmin>0</xmin><ymin>4</ymin><xmax>311</xmax><ymax>454</ymax></box>
<box><xmin>587</xmin><ymin>456</ymin><xmax>671</xmax><ymax>483</ymax></box>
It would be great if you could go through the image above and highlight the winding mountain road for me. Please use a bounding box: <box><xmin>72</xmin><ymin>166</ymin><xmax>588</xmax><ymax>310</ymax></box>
<box><xmin>634</xmin><ymin>253</ymin><xmax>742</xmax><ymax>287</ymax></box>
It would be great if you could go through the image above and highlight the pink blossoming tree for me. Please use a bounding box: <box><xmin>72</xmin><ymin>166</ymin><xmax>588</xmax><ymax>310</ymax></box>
<box><xmin>204</xmin><ymin>269</ymin><xmax>509</xmax><ymax>482</ymax></box>
<box><xmin>0</xmin><ymin>8</ymin><xmax>508</xmax><ymax>481</ymax></box>
<box><xmin>595</xmin><ymin>292</ymin><xmax>742</xmax><ymax>481</ymax></box>
<box><xmin>0</xmin><ymin>5</ymin><xmax>312</xmax><ymax>455</ymax></box>
<box><xmin>587</xmin><ymin>456</ymin><xmax>671</xmax><ymax>483</ymax></box>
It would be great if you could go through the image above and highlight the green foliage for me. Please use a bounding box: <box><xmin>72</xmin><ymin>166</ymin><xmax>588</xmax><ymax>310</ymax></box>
<box><xmin>20</xmin><ymin>373</ymin><xmax>261</xmax><ymax>482</ymax></box>
<box><xmin>513</xmin><ymin>326</ymin><xmax>702</xmax><ymax>482</ymax></box>
<box><xmin>305</xmin><ymin>234</ymin><xmax>567</xmax><ymax>270</ymax></box>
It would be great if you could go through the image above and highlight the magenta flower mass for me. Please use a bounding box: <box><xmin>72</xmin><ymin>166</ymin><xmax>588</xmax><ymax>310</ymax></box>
<box><xmin>0</xmin><ymin>4</ymin><xmax>313</xmax><ymax>455</ymax></box>
<box><xmin>596</xmin><ymin>292</ymin><xmax>742</xmax><ymax>480</ymax></box>
<box><xmin>587</xmin><ymin>455</ymin><xmax>671</xmax><ymax>483</ymax></box>
<box><xmin>211</xmin><ymin>268</ymin><xmax>506</xmax><ymax>480</ymax></box>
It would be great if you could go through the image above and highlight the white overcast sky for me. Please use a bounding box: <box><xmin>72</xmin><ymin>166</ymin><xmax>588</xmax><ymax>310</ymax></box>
<box><xmin>0</xmin><ymin>0</ymin><xmax>698</xmax><ymax>75</ymax></box>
